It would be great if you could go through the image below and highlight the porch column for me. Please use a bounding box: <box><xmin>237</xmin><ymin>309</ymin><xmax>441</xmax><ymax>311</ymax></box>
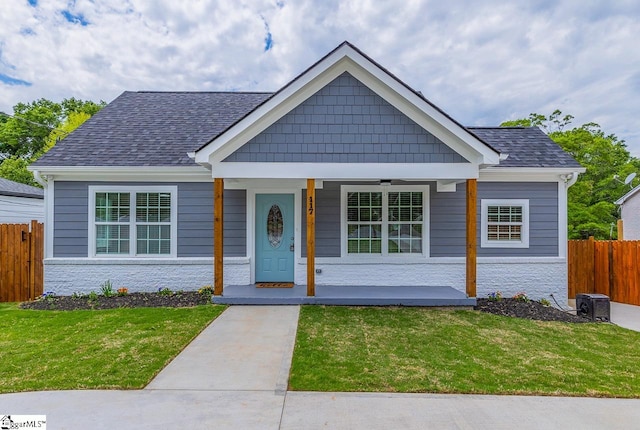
<box><xmin>214</xmin><ymin>178</ymin><xmax>224</xmax><ymax>296</ymax></box>
<box><xmin>466</xmin><ymin>179</ymin><xmax>477</xmax><ymax>297</ymax></box>
<box><xmin>306</xmin><ymin>178</ymin><xmax>316</xmax><ymax>296</ymax></box>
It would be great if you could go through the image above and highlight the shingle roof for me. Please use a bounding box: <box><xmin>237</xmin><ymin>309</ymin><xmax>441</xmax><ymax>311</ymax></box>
<box><xmin>0</xmin><ymin>177</ymin><xmax>44</xmax><ymax>199</ymax></box>
<box><xmin>468</xmin><ymin>126</ymin><xmax>582</xmax><ymax>168</ymax></box>
<box><xmin>33</xmin><ymin>91</ymin><xmax>272</xmax><ymax>167</ymax></box>
<box><xmin>33</xmin><ymin>92</ymin><xmax>581</xmax><ymax>170</ymax></box>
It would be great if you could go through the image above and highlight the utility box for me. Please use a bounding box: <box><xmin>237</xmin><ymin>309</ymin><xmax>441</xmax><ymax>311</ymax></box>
<box><xmin>576</xmin><ymin>293</ymin><xmax>610</xmax><ymax>322</ymax></box>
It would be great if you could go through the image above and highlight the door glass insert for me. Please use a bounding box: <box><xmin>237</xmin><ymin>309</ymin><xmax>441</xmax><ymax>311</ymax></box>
<box><xmin>267</xmin><ymin>204</ymin><xmax>284</xmax><ymax>248</ymax></box>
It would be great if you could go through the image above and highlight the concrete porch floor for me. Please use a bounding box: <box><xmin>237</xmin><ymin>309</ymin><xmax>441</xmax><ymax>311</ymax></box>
<box><xmin>212</xmin><ymin>284</ymin><xmax>476</xmax><ymax>306</ymax></box>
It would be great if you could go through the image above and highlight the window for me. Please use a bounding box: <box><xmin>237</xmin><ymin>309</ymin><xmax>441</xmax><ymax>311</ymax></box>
<box><xmin>343</xmin><ymin>185</ymin><xmax>427</xmax><ymax>256</ymax></box>
<box><xmin>481</xmin><ymin>199</ymin><xmax>529</xmax><ymax>248</ymax></box>
<box><xmin>89</xmin><ymin>186</ymin><xmax>177</xmax><ymax>257</ymax></box>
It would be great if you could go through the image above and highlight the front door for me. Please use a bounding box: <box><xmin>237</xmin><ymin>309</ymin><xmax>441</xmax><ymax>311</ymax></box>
<box><xmin>255</xmin><ymin>194</ymin><xmax>295</xmax><ymax>282</ymax></box>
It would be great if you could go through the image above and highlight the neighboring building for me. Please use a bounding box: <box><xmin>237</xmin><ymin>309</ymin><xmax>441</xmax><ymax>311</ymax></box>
<box><xmin>0</xmin><ymin>177</ymin><xmax>44</xmax><ymax>223</ymax></box>
<box><xmin>30</xmin><ymin>42</ymin><xmax>584</xmax><ymax>304</ymax></box>
<box><xmin>615</xmin><ymin>185</ymin><xmax>640</xmax><ymax>239</ymax></box>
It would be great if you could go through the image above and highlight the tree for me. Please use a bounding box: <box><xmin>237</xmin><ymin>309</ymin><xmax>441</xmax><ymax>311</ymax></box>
<box><xmin>501</xmin><ymin>112</ymin><xmax>639</xmax><ymax>239</ymax></box>
<box><xmin>0</xmin><ymin>98</ymin><xmax>105</xmax><ymax>186</ymax></box>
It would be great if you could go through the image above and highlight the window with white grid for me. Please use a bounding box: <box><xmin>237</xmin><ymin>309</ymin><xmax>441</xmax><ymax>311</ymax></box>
<box><xmin>343</xmin><ymin>185</ymin><xmax>428</xmax><ymax>256</ymax></box>
<box><xmin>89</xmin><ymin>186</ymin><xmax>177</xmax><ymax>257</ymax></box>
<box><xmin>481</xmin><ymin>199</ymin><xmax>529</xmax><ymax>248</ymax></box>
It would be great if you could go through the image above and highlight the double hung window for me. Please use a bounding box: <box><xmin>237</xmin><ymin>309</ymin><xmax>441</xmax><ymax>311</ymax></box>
<box><xmin>343</xmin><ymin>186</ymin><xmax>427</xmax><ymax>256</ymax></box>
<box><xmin>90</xmin><ymin>186</ymin><xmax>177</xmax><ymax>257</ymax></box>
<box><xmin>481</xmin><ymin>199</ymin><xmax>529</xmax><ymax>248</ymax></box>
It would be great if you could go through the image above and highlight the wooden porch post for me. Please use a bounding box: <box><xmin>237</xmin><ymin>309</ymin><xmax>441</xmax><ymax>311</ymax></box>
<box><xmin>466</xmin><ymin>179</ymin><xmax>477</xmax><ymax>297</ymax></box>
<box><xmin>214</xmin><ymin>178</ymin><xmax>224</xmax><ymax>296</ymax></box>
<box><xmin>306</xmin><ymin>178</ymin><xmax>316</xmax><ymax>296</ymax></box>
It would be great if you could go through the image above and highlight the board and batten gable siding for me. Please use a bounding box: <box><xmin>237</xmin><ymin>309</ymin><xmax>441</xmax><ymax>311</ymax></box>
<box><xmin>431</xmin><ymin>182</ymin><xmax>559</xmax><ymax>257</ymax></box>
<box><xmin>223</xmin><ymin>72</ymin><xmax>468</xmax><ymax>164</ymax></box>
<box><xmin>53</xmin><ymin>182</ymin><xmax>246</xmax><ymax>258</ymax></box>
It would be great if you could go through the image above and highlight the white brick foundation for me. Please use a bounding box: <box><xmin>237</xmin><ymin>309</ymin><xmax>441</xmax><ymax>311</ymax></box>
<box><xmin>44</xmin><ymin>256</ymin><xmax>567</xmax><ymax>305</ymax></box>
<box><xmin>43</xmin><ymin>257</ymin><xmax>250</xmax><ymax>296</ymax></box>
<box><xmin>300</xmin><ymin>257</ymin><xmax>568</xmax><ymax>304</ymax></box>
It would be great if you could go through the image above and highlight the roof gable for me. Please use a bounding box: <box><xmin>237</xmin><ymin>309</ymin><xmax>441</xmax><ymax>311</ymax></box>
<box><xmin>194</xmin><ymin>41</ymin><xmax>500</xmax><ymax>166</ymax></box>
<box><xmin>223</xmin><ymin>72</ymin><xmax>468</xmax><ymax>164</ymax></box>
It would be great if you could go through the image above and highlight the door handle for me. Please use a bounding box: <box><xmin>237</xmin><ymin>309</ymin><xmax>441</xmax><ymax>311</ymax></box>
<box><xmin>290</xmin><ymin>237</ymin><xmax>294</xmax><ymax>252</ymax></box>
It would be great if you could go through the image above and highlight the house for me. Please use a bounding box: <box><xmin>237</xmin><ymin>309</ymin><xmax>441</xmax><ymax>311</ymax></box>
<box><xmin>30</xmin><ymin>42</ymin><xmax>584</xmax><ymax>305</ymax></box>
<box><xmin>0</xmin><ymin>177</ymin><xmax>44</xmax><ymax>224</ymax></box>
<box><xmin>615</xmin><ymin>185</ymin><xmax>640</xmax><ymax>239</ymax></box>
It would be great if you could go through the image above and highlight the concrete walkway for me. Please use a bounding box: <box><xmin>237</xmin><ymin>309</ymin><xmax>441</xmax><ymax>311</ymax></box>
<box><xmin>3</xmin><ymin>304</ymin><xmax>640</xmax><ymax>429</ymax></box>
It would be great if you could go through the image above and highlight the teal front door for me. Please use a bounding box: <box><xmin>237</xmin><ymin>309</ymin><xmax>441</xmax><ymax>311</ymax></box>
<box><xmin>255</xmin><ymin>194</ymin><xmax>295</xmax><ymax>282</ymax></box>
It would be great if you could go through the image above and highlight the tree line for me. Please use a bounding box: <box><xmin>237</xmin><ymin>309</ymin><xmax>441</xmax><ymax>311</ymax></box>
<box><xmin>0</xmin><ymin>98</ymin><xmax>105</xmax><ymax>186</ymax></box>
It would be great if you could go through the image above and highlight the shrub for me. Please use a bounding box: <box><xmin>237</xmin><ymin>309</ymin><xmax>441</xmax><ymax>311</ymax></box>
<box><xmin>100</xmin><ymin>280</ymin><xmax>115</xmax><ymax>297</ymax></box>
<box><xmin>513</xmin><ymin>292</ymin><xmax>530</xmax><ymax>303</ymax></box>
<box><xmin>487</xmin><ymin>291</ymin><xmax>503</xmax><ymax>302</ymax></box>
<box><xmin>198</xmin><ymin>285</ymin><xmax>214</xmax><ymax>298</ymax></box>
<box><xmin>158</xmin><ymin>287</ymin><xmax>173</xmax><ymax>296</ymax></box>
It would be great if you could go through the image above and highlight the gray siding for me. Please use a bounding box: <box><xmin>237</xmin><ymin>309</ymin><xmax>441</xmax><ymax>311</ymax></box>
<box><xmin>301</xmin><ymin>182</ymin><xmax>342</xmax><ymax>257</ymax></box>
<box><xmin>431</xmin><ymin>182</ymin><xmax>559</xmax><ymax>257</ymax></box>
<box><xmin>53</xmin><ymin>182</ymin><xmax>89</xmax><ymax>257</ymax></box>
<box><xmin>224</xmin><ymin>72</ymin><xmax>468</xmax><ymax>164</ymax></box>
<box><xmin>298</xmin><ymin>181</ymin><xmax>558</xmax><ymax>258</ymax></box>
<box><xmin>53</xmin><ymin>182</ymin><xmax>246</xmax><ymax>258</ymax></box>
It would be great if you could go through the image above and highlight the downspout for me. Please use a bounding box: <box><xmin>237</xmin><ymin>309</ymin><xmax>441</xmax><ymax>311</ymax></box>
<box><xmin>32</xmin><ymin>170</ymin><xmax>52</xmax><ymax>259</ymax></box>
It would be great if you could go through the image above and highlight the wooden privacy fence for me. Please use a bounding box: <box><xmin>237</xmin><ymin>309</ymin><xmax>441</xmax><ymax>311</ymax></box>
<box><xmin>568</xmin><ymin>238</ymin><xmax>640</xmax><ymax>305</ymax></box>
<box><xmin>0</xmin><ymin>221</ymin><xmax>44</xmax><ymax>302</ymax></box>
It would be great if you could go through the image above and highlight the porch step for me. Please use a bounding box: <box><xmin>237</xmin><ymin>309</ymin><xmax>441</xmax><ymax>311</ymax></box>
<box><xmin>212</xmin><ymin>285</ymin><xmax>476</xmax><ymax>307</ymax></box>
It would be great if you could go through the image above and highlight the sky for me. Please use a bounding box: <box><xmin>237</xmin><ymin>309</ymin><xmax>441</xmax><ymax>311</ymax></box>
<box><xmin>1</xmin><ymin>0</ymin><xmax>640</xmax><ymax>155</ymax></box>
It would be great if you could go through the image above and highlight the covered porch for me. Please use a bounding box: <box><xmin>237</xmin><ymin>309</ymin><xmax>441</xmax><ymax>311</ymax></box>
<box><xmin>211</xmin><ymin>177</ymin><xmax>479</xmax><ymax>305</ymax></box>
<box><xmin>212</xmin><ymin>284</ymin><xmax>475</xmax><ymax>306</ymax></box>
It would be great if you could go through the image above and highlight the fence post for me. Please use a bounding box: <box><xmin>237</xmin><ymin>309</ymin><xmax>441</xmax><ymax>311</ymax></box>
<box><xmin>617</xmin><ymin>219</ymin><xmax>624</xmax><ymax>240</ymax></box>
<box><xmin>588</xmin><ymin>236</ymin><xmax>595</xmax><ymax>294</ymax></box>
<box><xmin>29</xmin><ymin>220</ymin><xmax>37</xmax><ymax>300</ymax></box>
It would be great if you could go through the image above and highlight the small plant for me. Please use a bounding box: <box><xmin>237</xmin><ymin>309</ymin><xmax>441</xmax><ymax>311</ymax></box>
<box><xmin>513</xmin><ymin>292</ymin><xmax>530</xmax><ymax>303</ymax></box>
<box><xmin>539</xmin><ymin>298</ymin><xmax>551</xmax><ymax>307</ymax></box>
<box><xmin>39</xmin><ymin>291</ymin><xmax>56</xmax><ymax>302</ymax></box>
<box><xmin>487</xmin><ymin>291</ymin><xmax>503</xmax><ymax>302</ymax></box>
<box><xmin>158</xmin><ymin>287</ymin><xmax>173</xmax><ymax>296</ymax></box>
<box><xmin>117</xmin><ymin>287</ymin><xmax>128</xmax><ymax>296</ymax></box>
<box><xmin>100</xmin><ymin>280</ymin><xmax>115</xmax><ymax>297</ymax></box>
<box><xmin>87</xmin><ymin>291</ymin><xmax>99</xmax><ymax>302</ymax></box>
<box><xmin>198</xmin><ymin>285</ymin><xmax>214</xmax><ymax>298</ymax></box>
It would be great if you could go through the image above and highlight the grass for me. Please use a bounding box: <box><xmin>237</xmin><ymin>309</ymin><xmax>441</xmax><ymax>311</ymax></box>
<box><xmin>290</xmin><ymin>306</ymin><xmax>640</xmax><ymax>397</ymax></box>
<box><xmin>0</xmin><ymin>303</ymin><xmax>225</xmax><ymax>394</ymax></box>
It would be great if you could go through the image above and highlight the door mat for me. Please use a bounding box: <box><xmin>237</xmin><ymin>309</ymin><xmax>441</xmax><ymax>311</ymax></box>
<box><xmin>255</xmin><ymin>282</ymin><xmax>295</xmax><ymax>288</ymax></box>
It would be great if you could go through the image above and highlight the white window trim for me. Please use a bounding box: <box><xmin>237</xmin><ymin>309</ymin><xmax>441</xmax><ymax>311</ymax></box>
<box><xmin>88</xmin><ymin>185</ymin><xmax>178</xmax><ymax>258</ymax></box>
<box><xmin>340</xmin><ymin>184</ymin><xmax>430</xmax><ymax>259</ymax></box>
<box><xmin>481</xmin><ymin>199</ymin><xmax>529</xmax><ymax>248</ymax></box>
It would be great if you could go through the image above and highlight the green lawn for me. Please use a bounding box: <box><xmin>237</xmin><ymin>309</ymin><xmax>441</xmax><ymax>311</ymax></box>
<box><xmin>0</xmin><ymin>303</ymin><xmax>225</xmax><ymax>393</ymax></box>
<box><xmin>290</xmin><ymin>306</ymin><xmax>640</xmax><ymax>397</ymax></box>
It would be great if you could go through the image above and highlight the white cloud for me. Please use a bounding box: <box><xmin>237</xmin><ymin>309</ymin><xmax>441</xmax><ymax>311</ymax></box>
<box><xmin>1</xmin><ymin>0</ymin><xmax>639</xmax><ymax>155</ymax></box>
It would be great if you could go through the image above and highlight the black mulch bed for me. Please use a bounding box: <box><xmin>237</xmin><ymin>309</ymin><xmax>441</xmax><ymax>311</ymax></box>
<box><xmin>22</xmin><ymin>293</ymin><xmax>591</xmax><ymax>323</ymax></box>
<box><xmin>20</xmin><ymin>291</ymin><xmax>211</xmax><ymax>311</ymax></box>
<box><xmin>475</xmin><ymin>298</ymin><xmax>590</xmax><ymax>323</ymax></box>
